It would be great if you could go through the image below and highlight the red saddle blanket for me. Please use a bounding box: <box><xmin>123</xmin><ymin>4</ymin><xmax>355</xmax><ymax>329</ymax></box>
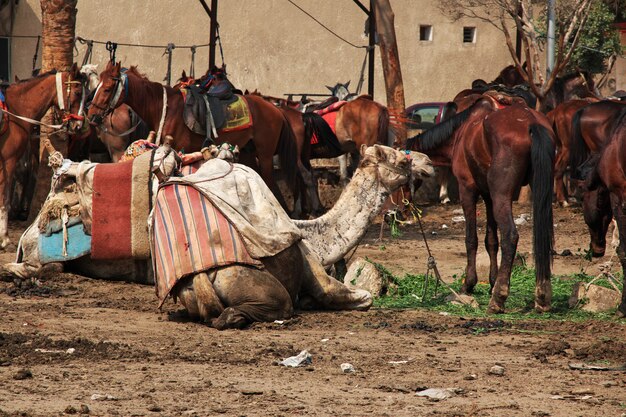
<box><xmin>91</xmin><ymin>152</ymin><xmax>152</xmax><ymax>260</ymax></box>
<box><xmin>152</xmin><ymin>183</ymin><xmax>261</xmax><ymax>305</ymax></box>
<box><xmin>311</xmin><ymin>100</ymin><xmax>346</xmax><ymax>145</ymax></box>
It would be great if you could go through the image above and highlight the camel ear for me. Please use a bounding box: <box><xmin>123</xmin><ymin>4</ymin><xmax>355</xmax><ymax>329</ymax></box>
<box><xmin>359</xmin><ymin>144</ymin><xmax>368</xmax><ymax>157</ymax></box>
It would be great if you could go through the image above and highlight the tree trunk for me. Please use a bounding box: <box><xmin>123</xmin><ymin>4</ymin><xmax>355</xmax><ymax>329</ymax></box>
<box><xmin>373</xmin><ymin>0</ymin><xmax>406</xmax><ymax>148</ymax></box>
<box><xmin>28</xmin><ymin>0</ymin><xmax>78</xmax><ymax>222</ymax></box>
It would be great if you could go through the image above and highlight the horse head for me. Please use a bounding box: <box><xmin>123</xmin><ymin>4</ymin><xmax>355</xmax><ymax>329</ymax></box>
<box><xmin>57</xmin><ymin>63</ymin><xmax>89</xmax><ymax>134</ymax></box>
<box><xmin>87</xmin><ymin>61</ymin><xmax>125</xmax><ymax>126</ymax></box>
<box><xmin>327</xmin><ymin>81</ymin><xmax>352</xmax><ymax>101</ymax></box>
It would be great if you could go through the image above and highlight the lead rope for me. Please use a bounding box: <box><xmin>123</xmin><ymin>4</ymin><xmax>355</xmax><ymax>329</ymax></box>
<box><xmin>155</xmin><ymin>86</ymin><xmax>168</xmax><ymax>145</ymax></box>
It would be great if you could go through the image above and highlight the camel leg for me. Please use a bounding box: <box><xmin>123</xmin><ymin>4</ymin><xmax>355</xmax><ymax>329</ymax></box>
<box><xmin>483</xmin><ymin>196</ymin><xmax>499</xmax><ymax>289</ymax></box>
<box><xmin>297</xmin><ymin>242</ymin><xmax>372</xmax><ymax>311</ymax></box>
<box><xmin>211</xmin><ymin>265</ymin><xmax>294</xmax><ymax>330</ymax></box>
<box><xmin>459</xmin><ymin>185</ymin><xmax>479</xmax><ymax>294</ymax></box>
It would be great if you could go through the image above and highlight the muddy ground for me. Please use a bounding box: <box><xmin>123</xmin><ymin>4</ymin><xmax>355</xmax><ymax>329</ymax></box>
<box><xmin>1</xmin><ymin>194</ymin><xmax>626</xmax><ymax>416</ymax></box>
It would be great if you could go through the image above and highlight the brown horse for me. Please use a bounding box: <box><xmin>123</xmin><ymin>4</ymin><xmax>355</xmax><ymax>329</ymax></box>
<box><xmin>0</xmin><ymin>63</ymin><xmax>87</xmax><ymax>249</ymax></box>
<box><xmin>407</xmin><ymin>97</ymin><xmax>555</xmax><ymax>313</ymax></box>
<box><xmin>569</xmin><ymin>100</ymin><xmax>626</xmax><ymax>258</ymax></box>
<box><xmin>579</xmin><ymin>108</ymin><xmax>626</xmax><ymax>315</ymax></box>
<box><xmin>546</xmin><ymin>97</ymin><xmax>599</xmax><ymax>206</ymax></box>
<box><xmin>87</xmin><ymin>62</ymin><xmax>298</xmax><ymax>210</ymax></box>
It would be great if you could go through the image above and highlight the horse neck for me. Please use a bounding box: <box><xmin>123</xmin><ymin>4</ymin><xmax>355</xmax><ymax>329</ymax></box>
<box><xmin>5</xmin><ymin>74</ymin><xmax>58</xmax><ymax>120</ymax></box>
<box><xmin>125</xmin><ymin>73</ymin><xmax>169</xmax><ymax>130</ymax></box>
<box><xmin>293</xmin><ymin>167</ymin><xmax>389</xmax><ymax>266</ymax></box>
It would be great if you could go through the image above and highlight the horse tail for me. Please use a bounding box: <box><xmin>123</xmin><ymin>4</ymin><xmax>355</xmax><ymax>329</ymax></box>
<box><xmin>302</xmin><ymin>112</ymin><xmax>343</xmax><ymax>158</ymax></box>
<box><xmin>529</xmin><ymin>124</ymin><xmax>555</xmax><ymax>286</ymax></box>
<box><xmin>569</xmin><ymin>108</ymin><xmax>587</xmax><ymax>180</ymax></box>
<box><xmin>277</xmin><ymin>113</ymin><xmax>299</xmax><ymax>195</ymax></box>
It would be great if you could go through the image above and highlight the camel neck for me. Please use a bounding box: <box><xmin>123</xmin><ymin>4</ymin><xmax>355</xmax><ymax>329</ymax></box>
<box><xmin>294</xmin><ymin>167</ymin><xmax>389</xmax><ymax>266</ymax></box>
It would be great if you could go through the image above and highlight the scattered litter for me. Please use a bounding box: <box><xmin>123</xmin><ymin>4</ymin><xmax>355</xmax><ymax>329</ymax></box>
<box><xmin>514</xmin><ymin>213</ymin><xmax>530</xmax><ymax>226</ymax></box>
<box><xmin>550</xmin><ymin>394</ymin><xmax>594</xmax><ymax>401</ymax></box>
<box><xmin>388</xmin><ymin>360</ymin><xmax>409</xmax><ymax>365</ymax></box>
<box><xmin>451</xmin><ymin>216</ymin><xmax>465</xmax><ymax>223</ymax></box>
<box><xmin>90</xmin><ymin>393</ymin><xmax>117</xmax><ymax>401</ymax></box>
<box><xmin>452</xmin><ymin>208</ymin><xmax>464</xmax><ymax>215</ymax></box>
<box><xmin>489</xmin><ymin>365</ymin><xmax>505</xmax><ymax>376</ymax></box>
<box><xmin>273</xmin><ymin>320</ymin><xmax>284</xmax><ymax>324</ymax></box>
<box><xmin>431</xmin><ymin>231</ymin><xmax>438</xmax><ymax>236</ymax></box>
<box><xmin>568</xmin><ymin>362</ymin><xmax>626</xmax><ymax>371</ymax></box>
<box><xmin>416</xmin><ymin>388</ymin><xmax>460</xmax><ymax>400</ymax></box>
<box><xmin>340</xmin><ymin>363</ymin><xmax>355</xmax><ymax>373</ymax></box>
<box><xmin>439</xmin><ymin>312</ymin><xmax>450</xmax><ymax>316</ymax></box>
<box><xmin>321</xmin><ymin>338</ymin><xmax>330</xmax><ymax>343</ymax></box>
<box><xmin>279</xmin><ymin>350</ymin><xmax>312</xmax><ymax>368</ymax></box>
<box><xmin>441</xmin><ymin>224</ymin><xmax>448</xmax><ymax>229</ymax></box>
<box><xmin>34</xmin><ymin>348</ymin><xmax>75</xmax><ymax>354</ymax></box>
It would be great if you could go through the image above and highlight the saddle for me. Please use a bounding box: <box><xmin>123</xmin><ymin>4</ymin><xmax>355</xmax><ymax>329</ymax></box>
<box><xmin>182</xmin><ymin>84</ymin><xmax>240</xmax><ymax>137</ymax></box>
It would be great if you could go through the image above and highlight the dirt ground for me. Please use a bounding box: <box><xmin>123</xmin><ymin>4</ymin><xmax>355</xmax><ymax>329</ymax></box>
<box><xmin>1</xmin><ymin>196</ymin><xmax>626</xmax><ymax>417</ymax></box>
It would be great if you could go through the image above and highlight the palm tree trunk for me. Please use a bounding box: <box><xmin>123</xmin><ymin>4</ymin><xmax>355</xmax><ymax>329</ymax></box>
<box><xmin>28</xmin><ymin>0</ymin><xmax>78</xmax><ymax>222</ymax></box>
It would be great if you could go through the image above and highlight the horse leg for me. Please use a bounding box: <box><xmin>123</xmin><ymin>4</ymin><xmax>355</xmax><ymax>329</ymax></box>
<box><xmin>0</xmin><ymin>155</ymin><xmax>19</xmax><ymax>249</ymax></box>
<box><xmin>554</xmin><ymin>149</ymin><xmax>569</xmax><ymax>207</ymax></box>
<box><xmin>348</xmin><ymin>150</ymin><xmax>360</xmax><ymax>177</ymax></box>
<box><xmin>487</xmin><ymin>193</ymin><xmax>518</xmax><ymax>314</ymax></box>
<box><xmin>583</xmin><ymin>187</ymin><xmax>613</xmax><ymax>257</ymax></box>
<box><xmin>483</xmin><ymin>196</ymin><xmax>499</xmax><ymax>289</ymax></box>
<box><xmin>459</xmin><ymin>186</ymin><xmax>479</xmax><ymax>294</ymax></box>
<box><xmin>438</xmin><ymin>167</ymin><xmax>451</xmax><ymax>204</ymax></box>
<box><xmin>257</xmin><ymin>154</ymin><xmax>290</xmax><ymax>213</ymax></box>
<box><xmin>611</xmin><ymin>195</ymin><xmax>626</xmax><ymax>317</ymax></box>
<box><xmin>297</xmin><ymin>159</ymin><xmax>322</xmax><ymax>216</ymax></box>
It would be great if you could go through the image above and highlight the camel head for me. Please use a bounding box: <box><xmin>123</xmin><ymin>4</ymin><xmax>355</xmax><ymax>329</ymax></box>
<box><xmin>359</xmin><ymin>144</ymin><xmax>434</xmax><ymax>192</ymax></box>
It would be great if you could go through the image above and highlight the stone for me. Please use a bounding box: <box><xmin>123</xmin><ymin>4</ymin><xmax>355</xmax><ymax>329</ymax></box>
<box><xmin>488</xmin><ymin>365</ymin><xmax>505</xmax><ymax>376</ymax></box>
<box><xmin>569</xmin><ymin>282</ymin><xmax>620</xmax><ymax>313</ymax></box>
<box><xmin>344</xmin><ymin>257</ymin><xmax>386</xmax><ymax>296</ymax></box>
<box><xmin>340</xmin><ymin>363</ymin><xmax>355</xmax><ymax>373</ymax></box>
<box><xmin>444</xmin><ymin>293</ymin><xmax>479</xmax><ymax>308</ymax></box>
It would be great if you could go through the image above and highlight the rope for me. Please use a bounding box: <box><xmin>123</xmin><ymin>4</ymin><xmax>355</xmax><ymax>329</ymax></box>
<box><xmin>189</xmin><ymin>46</ymin><xmax>196</xmax><ymax>79</ymax></box>
<box><xmin>215</xmin><ymin>23</ymin><xmax>226</xmax><ymax>69</ymax></box>
<box><xmin>106</xmin><ymin>41</ymin><xmax>117</xmax><ymax>63</ymax></box>
<box><xmin>80</xmin><ymin>39</ymin><xmax>93</xmax><ymax>67</ymax></box>
<box><xmin>155</xmin><ymin>86</ymin><xmax>168</xmax><ymax>145</ymax></box>
<box><xmin>76</xmin><ymin>36</ymin><xmax>210</xmax><ymax>50</ymax></box>
<box><xmin>355</xmin><ymin>47</ymin><xmax>371</xmax><ymax>95</ymax></box>
<box><xmin>285</xmin><ymin>0</ymin><xmax>368</xmax><ymax>50</ymax></box>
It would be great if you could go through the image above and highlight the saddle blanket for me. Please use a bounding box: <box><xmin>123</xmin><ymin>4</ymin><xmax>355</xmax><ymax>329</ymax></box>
<box><xmin>223</xmin><ymin>95</ymin><xmax>253</xmax><ymax>132</ymax></box>
<box><xmin>182</xmin><ymin>90</ymin><xmax>252</xmax><ymax>134</ymax></box>
<box><xmin>38</xmin><ymin>222</ymin><xmax>92</xmax><ymax>264</ymax></box>
<box><xmin>311</xmin><ymin>100</ymin><xmax>346</xmax><ymax>145</ymax></box>
<box><xmin>91</xmin><ymin>150</ymin><xmax>153</xmax><ymax>260</ymax></box>
<box><xmin>152</xmin><ymin>183</ymin><xmax>262</xmax><ymax>305</ymax></box>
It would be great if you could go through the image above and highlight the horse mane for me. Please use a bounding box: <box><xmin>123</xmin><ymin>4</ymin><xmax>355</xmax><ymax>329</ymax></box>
<box><xmin>126</xmin><ymin>66</ymin><xmax>150</xmax><ymax>80</ymax></box>
<box><xmin>16</xmin><ymin>69</ymin><xmax>57</xmax><ymax>84</ymax></box>
<box><xmin>405</xmin><ymin>99</ymin><xmax>479</xmax><ymax>151</ymax></box>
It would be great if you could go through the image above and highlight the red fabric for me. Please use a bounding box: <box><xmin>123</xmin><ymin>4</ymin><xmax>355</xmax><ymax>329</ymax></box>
<box><xmin>310</xmin><ymin>107</ymin><xmax>341</xmax><ymax>145</ymax></box>
<box><xmin>91</xmin><ymin>160</ymin><xmax>133</xmax><ymax>259</ymax></box>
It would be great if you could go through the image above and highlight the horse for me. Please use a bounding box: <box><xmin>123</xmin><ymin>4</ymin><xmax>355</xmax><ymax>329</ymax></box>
<box><xmin>0</xmin><ymin>63</ymin><xmax>87</xmax><ymax>249</ymax></box>
<box><xmin>406</xmin><ymin>96</ymin><xmax>555</xmax><ymax>313</ymax></box>
<box><xmin>87</xmin><ymin>61</ymin><xmax>299</xmax><ymax>211</ymax></box>
<box><xmin>540</xmin><ymin>71</ymin><xmax>598</xmax><ymax>114</ymax></box>
<box><xmin>578</xmin><ymin>108</ymin><xmax>626</xmax><ymax>315</ymax></box>
<box><xmin>568</xmin><ymin>99</ymin><xmax>626</xmax><ymax>257</ymax></box>
<box><xmin>546</xmin><ymin>97</ymin><xmax>599</xmax><ymax>206</ymax></box>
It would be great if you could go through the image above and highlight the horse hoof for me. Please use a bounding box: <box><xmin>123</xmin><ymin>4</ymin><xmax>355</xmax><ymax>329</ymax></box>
<box><xmin>559</xmin><ymin>200</ymin><xmax>570</xmax><ymax>208</ymax></box>
<box><xmin>486</xmin><ymin>301</ymin><xmax>505</xmax><ymax>314</ymax></box>
<box><xmin>534</xmin><ymin>303</ymin><xmax>551</xmax><ymax>313</ymax></box>
<box><xmin>441</xmin><ymin>198</ymin><xmax>451</xmax><ymax>205</ymax></box>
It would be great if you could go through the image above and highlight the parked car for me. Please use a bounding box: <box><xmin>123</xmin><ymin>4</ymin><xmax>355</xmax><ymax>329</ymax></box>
<box><xmin>406</xmin><ymin>102</ymin><xmax>448</xmax><ymax>131</ymax></box>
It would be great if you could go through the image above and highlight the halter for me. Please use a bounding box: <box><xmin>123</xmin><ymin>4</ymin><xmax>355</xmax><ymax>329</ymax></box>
<box><xmin>92</xmin><ymin>69</ymin><xmax>128</xmax><ymax>116</ymax></box>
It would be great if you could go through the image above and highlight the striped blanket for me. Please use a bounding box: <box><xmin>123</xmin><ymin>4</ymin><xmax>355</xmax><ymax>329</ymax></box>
<box><xmin>91</xmin><ymin>150</ymin><xmax>153</xmax><ymax>259</ymax></box>
<box><xmin>152</xmin><ymin>183</ymin><xmax>262</xmax><ymax>304</ymax></box>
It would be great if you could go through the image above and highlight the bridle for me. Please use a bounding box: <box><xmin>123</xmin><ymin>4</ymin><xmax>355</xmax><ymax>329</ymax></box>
<box><xmin>55</xmin><ymin>71</ymin><xmax>87</xmax><ymax>130</ymax></box>
<box><xmin>91</xmin><ymin>69</ymin><xmax>128</xmax><ymax>118</ymax></box>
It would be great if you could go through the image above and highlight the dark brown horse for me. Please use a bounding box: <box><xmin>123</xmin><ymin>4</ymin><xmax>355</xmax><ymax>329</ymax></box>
<box><xmin>0</xmin><ymin>63</ymin><xmax>87</xmax><ymax>249</ymax></box>
<box><xmin>569</xmin><ymin>100</ymin><xmax>626</xmax><ymax>258</ymax></box>
<box><xmin>579</xmin><ymin>108</ymin><xmax>626</xmax><ymax>315</ymax></box>
<box><xmin>407</xmin><ymin>97</ymin><xmax>555</xmax><ymax>313</ymax></box>
<box><xmin>546</xmin><ymin>97</ymin><xmax>599</xmax><ymax>206</ymax></box>
<box><xmin>87</xmin><ymin>62</ymin><xmax>298</xmax><ymax>210</ymax></box>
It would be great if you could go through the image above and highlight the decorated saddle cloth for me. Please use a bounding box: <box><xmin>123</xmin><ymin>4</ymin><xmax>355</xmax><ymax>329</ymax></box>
<box><xmin>311</xmin><ymin>100</ymin><xmax>346</xmax><ymax>143</ymax></box>
<box><xmin>151</xmin><ymin>158</ymin><xmax>301</xmax><ymax>304</ymax></box>
<box><xmin>182</xmin><ymin>86</ymin><xmax>252</xmax><ymax>136</ymax></box>
<box><xmin>91</xmin><ymin>150</ymin><xmax>154</xmax><ymax>260</ymax></box>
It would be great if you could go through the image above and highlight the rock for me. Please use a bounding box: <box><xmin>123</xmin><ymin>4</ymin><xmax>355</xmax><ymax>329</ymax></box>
<box><xmin>416</xmin><ymin>388</ymin><xmax>459</xmax><ymax>400</ymax></box>
<box><xmin>340</xmin><ymin>363</ymin><xmax>355</xmax><ymax>373</ymax></box>
<box><xmin>13</xmin><ymin>368</ymin><xmax>32</xmax><ymax>380</ymax></box>
<box><xmin>489</xmin><ymin>365</ymin><xmax>505</xmax><ymax>376</ymax></box>
<box><xmin>444</xmin><ymin>293</ymin><xmax>479</xmax><ymax>308</ymax></box>
<box><xmin>464</xmin><ymin>374</ymin><xmax>477</xmax><ymax>380</ymax></box>
<box><xmin>569</xmin><ymin>282</ymin><xmax>620</xmax><ymax>313</ymax></box>
<box><xmin>64</xmin><ymin>405</ymin><xmax>77</xmax><ymax>414</ymax></box>
<box><xmin>344</xmin><ymin>257</ymin><xmax>385</xmax><ymax>296</ymax></box>
<box><xmin>79</xmin><ymin>405</ymin><xmax>90</xmax><ymax>414</ymax></box>
<box><xmin>279</xmin><ymin>350</ymin><xmax>312</xmax><ymax>367</ymax></box>
<box><xmin>560</xmin><ymin>249</ymin><xmax>573</xmax><ymax>256</ymax></box>
<box><xmin>514</xmin><ymin>213</ymin><xmax>530</xmax><ymax>226</ymax></box>
<box><xmin>600</xmin><ymin>380</ymin><xmax>617</xmax><ymax>388</ymax></box>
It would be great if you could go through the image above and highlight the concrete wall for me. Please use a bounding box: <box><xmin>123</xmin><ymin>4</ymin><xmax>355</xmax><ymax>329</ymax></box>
<box><xmin>10</xmin><ymin>0</ymin><xmax>516</xmax><ymax>104</ymax></box>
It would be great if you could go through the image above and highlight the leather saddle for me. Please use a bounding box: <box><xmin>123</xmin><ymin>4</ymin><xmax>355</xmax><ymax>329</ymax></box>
<box><xmin>183</xmin><ymin>83</ymin><xmax>238</xmax><ymax>136</ymax></box>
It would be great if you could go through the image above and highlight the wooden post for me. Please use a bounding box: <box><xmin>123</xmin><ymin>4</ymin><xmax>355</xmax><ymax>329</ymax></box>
<box><xmin>373</xmin><ymin>0</ymin><xmax>406</xmax><ymax>148</ymax></box>
<box><xmin>28</xmin><ymin>0</ymin><xmax>78</xmax><ymax>221</ymax></box>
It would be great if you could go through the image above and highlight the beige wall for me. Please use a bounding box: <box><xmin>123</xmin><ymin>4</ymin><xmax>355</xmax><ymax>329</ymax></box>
<box><xmin>11</xmin><ymin>0</ymin><xmax>515</xmax><ymax>104</ymax></box>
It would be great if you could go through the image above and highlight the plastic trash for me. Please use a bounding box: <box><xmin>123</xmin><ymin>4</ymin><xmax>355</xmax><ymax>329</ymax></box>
<box><xmin>279</xmin><ymin>350</ymin><xmax>312</xmax><ymax>367</ymax></box>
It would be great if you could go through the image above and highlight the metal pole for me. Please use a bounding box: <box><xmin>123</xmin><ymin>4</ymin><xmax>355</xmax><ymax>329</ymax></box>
<box><xmin>209</xmin><ymin>0</ymin><xmax>218</xmax><ymax>69</ymax></box>
<box><xmin>547</xmin><ymin>0</ymin><xmax>556</xmax><ymax>77</ymax></box>
<box><xmin>368</xmin><ymin>0</ymin><xmax>376</xmax><ymax>96</ymax></box>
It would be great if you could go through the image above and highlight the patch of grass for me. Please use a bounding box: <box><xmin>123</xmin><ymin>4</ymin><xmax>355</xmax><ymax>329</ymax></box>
<box><xmin>373</xmin><ymin>262</ymin><xmax>624</xmax><ymax>322</ymax></box>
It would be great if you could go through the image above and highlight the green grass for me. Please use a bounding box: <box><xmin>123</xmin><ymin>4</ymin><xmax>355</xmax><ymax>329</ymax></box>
<box><xmin>372</xmin><ymin>261</ymin><xmax>624</xmax><ymax>322</ymax></box>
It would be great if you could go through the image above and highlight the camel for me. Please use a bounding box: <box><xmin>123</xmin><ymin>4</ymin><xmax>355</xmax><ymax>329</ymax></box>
<box><xmin>2</xmin><ymin>138</ymin><xmax>181</xmax><ymax>281</ymax></box>
<box><xmin>162</xmin><ymin>144</ymin><xmax>434</xmax><ymax>329</ymax></box>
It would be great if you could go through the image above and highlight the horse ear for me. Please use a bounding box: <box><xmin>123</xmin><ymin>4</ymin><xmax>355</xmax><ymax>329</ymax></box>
<box><xmin>70</xmin><ymin>62</ymin><xmax>79</xmax><ymax>76</ymax></box>
<box><xmin>181</xmin><ymin>69</ymin><xmax>187</xmax><ymax>79</ymax></box>
<box><xmin>345</xmin><ymin>81</ymin><xmax>350</xmax><ymax>89</ymax></box>
<box><xmin>326</xmin><ymin>85</ymin><xmax>333</xmax><ymax>92</ymax></box>
<box><xmin>14</xmin><ymin>75</ymin><xmax>19</xmax><ymax>82</ymax></box>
